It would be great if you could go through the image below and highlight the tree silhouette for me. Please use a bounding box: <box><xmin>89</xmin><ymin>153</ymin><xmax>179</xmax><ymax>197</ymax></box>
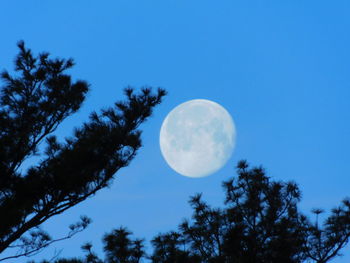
<box><xmin>103</xmin><ymin>227</ymin><xmax>145</xmax><ymax>263</ymax></box>
<box><xmin>30</xmin><ymin>228</ymin><xmax>145</xmax><ymax>263</ymax></box>
<box><xmin>41</xmin><ymin>161</ymin><xmax>350</xmax><ymax>263</ymax></box>
<box><xmin>153</xmin><ymin>160</ymin><xmax>307</xmax><ymax>263</ymax></box>
<box><xmin>0</xmin><ymin>41</ymin><xmax>166</xmax><ymax>261</ymax></box>
<box><xmin>150</xmin><ymin>231</ymin><xmax>201</xmax><ymax>263</ymax></box>
<box><xmin>303</xmin><ymin>201</ymin><xmax>350</xmax><ymax>263</ymax></box>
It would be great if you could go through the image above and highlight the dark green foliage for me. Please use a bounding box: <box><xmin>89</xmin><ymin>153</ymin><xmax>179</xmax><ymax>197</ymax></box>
<box><xmin>0</xmin><ymin>42</ymin><xmax>166</xmax><ymax>260</ymax></box>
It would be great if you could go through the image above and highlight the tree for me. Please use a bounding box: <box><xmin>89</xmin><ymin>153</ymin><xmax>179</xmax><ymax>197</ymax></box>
<box><xmin>150</xmin><ymin>231</ymin><xmax>201</xmax><ymax>263</ymax></box>
<box><xmin>150</xmin><ymin>160</ymin><xmax>307</xmax><ymax>263</ymax></box>
<box><xmin>159</xmin><ymin>161</ymin><xmax>350</xmax><ymax>263</ymax></box>
<box><xmin>303</xmin><ymin>202</ymin><xmax>350</xmax><ymax>263</ymax></box>
<box><xmin>178</xmin><ymin>161</ymin><xmax>307</xmax><ymax>263</ymax></box>
<box><xmin>0</xmin><ymin>41</ymin><xmax>166</xmax><ymax>261</ymax></box>
<box><xmin>44</xmin><ymin>161</ymin><xmax>350</xmax><ymax>263</ymax></box>
<box><xmin>103</xmin><ymin>227</ymin><xmax>145</xmax><ymax>263</ymax></box>
<box><xmin>169</xmin><ymin>161</ymin><xmax>350</xmax><ymax>263</ymax></box>
<box><xmin>30</xmin><ymin>227</ymin><xmax>145</xmax><ymax>263</ymax></box>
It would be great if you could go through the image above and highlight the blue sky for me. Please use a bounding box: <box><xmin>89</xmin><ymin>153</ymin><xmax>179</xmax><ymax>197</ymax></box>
<box><xmin>1</xmin><ymin>1</ymin><xmax>350</xmax><ymax>262</ymax></box>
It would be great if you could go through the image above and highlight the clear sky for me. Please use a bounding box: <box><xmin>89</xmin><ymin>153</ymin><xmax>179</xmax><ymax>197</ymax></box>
<box><xmin>1</xmin><ymin>1</ymin><xmax>350</xmax><ymax>262</ymax></box>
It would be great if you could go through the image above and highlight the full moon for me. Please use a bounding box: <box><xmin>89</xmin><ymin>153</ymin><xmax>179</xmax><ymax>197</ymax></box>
<box><xmin>159</xmin><ymin>99</ymin><xmax>236</xmax><ymax>178</ymax></box>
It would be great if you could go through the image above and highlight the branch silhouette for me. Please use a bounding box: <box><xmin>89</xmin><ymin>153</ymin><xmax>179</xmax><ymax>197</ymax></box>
<box><xmin>0</xmin><ymin>41</ymin><xmax>166</xmax><ymax>260</ymax></box>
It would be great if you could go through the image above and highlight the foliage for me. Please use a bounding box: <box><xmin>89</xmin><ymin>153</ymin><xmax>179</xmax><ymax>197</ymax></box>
<box><xmin>0</xmin><ymin>41</ymin><xmax>166</xmax><ymax>261</ymax></box>
<box><xmin>154</xmin><ymin>160</ymin><xmax>307</xmax><ymax>263</ymax></box>
<box><xmin>43</xmin><ymin>161</ymin><xmax>350</xmax><ymax>263</ymax></box>
<box><xmin>150</xmin><ymin>231</ymin><xmax>201</xmax><ymax>263</ymax></box>
<box><xmin>103</xmin><ymin>227</ymin><xmax>145</xmax><ymax>263</ymax></box>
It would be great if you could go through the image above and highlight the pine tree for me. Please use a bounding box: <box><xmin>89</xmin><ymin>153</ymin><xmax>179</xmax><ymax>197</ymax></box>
<box><xmin>103</xmin><ymin>227</ymin><xmax>145</xmax><ymax>263</ymax></box>
<box><xmin>31</xmin><ymin>161</ymin><xmax>350</xmax><ymax>263</ymax></box>
<box><xmin>0</xmin><ymin>41</ymin><xmax>166</xmax><ymax>261</ymax></box>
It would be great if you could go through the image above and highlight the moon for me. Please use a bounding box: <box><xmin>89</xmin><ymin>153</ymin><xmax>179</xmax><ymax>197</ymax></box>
<box><xmin>159</xmin><ymin>99</ymin><xmax>236</xmax><ymax>178</ymax></box>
